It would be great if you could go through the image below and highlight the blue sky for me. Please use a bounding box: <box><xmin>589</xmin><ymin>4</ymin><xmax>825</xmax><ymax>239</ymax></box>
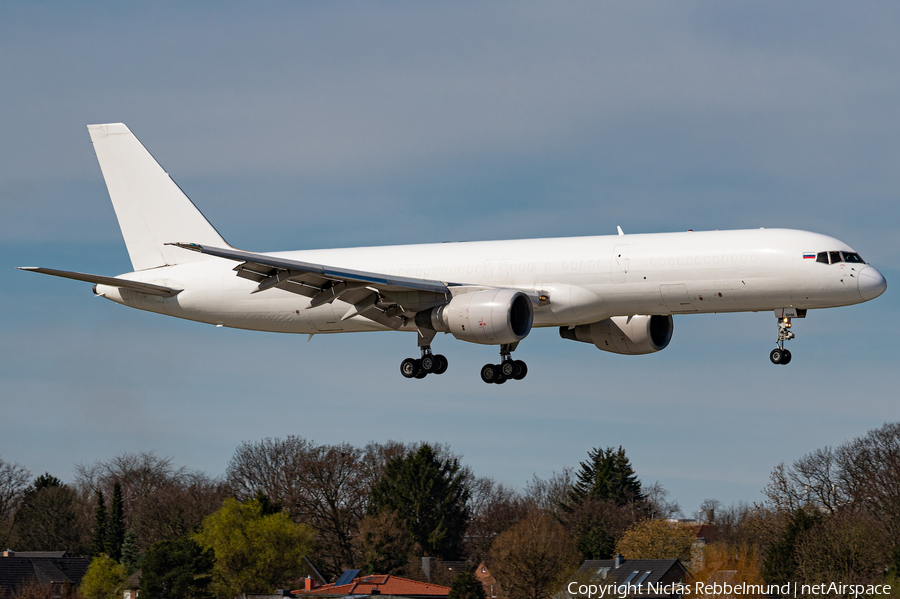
<box><xmin>2</xmin><ymin>2</ymin><xmax>898</xmax><ymax>517</ymax></box>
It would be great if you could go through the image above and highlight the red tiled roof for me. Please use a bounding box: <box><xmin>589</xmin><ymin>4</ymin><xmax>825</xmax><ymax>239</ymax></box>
<box><xmin>295</xmin><ymin>574</ymin><xmax>450</xmax><ymax>597</ymax></box>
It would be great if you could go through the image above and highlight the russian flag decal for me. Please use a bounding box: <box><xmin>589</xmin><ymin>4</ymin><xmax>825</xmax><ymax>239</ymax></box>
<box><xmin>803</xmin><ymin>253</ymin><xmax>816</xmax><ymax>259</ymax></box>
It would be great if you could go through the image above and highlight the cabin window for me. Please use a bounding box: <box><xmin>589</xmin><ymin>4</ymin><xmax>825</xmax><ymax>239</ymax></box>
<box><xmin>816</xmin><ymin>252</ymin><xmax>828</xmax><ymax>264</ymax></box>
<box><xmin>842</xmin><ymin>252</ymin><xmax>865</xmax><ymax>264</ymax></box>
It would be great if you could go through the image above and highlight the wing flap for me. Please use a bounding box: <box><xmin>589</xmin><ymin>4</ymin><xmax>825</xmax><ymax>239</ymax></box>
<box><xmin>16</xmin><ymin>267</ymin><xmax>181</xmax><ymax>297</ymax></box>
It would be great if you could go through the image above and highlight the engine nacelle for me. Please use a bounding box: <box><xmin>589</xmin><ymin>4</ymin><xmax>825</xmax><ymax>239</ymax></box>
<box><xmin>559</xmin><ymin>315</ymin><xmax>673</xmax><ymax>355</ymax></box>
<box><xmin>416</xmin><ymin>289</ymin><xmax>534</xmax><ymax>345</ymax></box>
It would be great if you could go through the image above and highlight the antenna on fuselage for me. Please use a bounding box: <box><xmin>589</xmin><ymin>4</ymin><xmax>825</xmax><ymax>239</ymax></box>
<box><xmin>617</xmin><ymin>226</ymin><xmax>625</xmax><ymax>236</ymax></box>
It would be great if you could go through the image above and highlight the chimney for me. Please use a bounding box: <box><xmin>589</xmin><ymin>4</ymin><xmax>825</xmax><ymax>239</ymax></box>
<box><xmin>304</xmin><ymin>577</ymin><xmax>315</xmax><ymax>591</ymax></box>
<box><xmin>614</xmin><ymin>554</ymin><xmax>624</xmax><ymax>568</ymax></box>
<box><xmin>2</xmin><ymin>550</ymin><xmax>14</xmax><ymax>558</ymax></box>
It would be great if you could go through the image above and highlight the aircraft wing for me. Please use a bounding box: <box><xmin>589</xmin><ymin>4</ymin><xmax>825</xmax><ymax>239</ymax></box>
<box><xmin>16</xmin><ymin>267</ymin><xmax>181</xmax><ymax>297</ymax></box>
<box><xmin>170</xmin><ymin>243</ymin><xmax>453</xmax><ymax>329</ymax></box>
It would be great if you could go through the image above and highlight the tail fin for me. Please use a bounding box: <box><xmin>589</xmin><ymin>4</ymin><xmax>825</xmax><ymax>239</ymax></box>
<box><xmin>88</xmin><ymin>123</ymin><xmax>229</xmax><ymax>271</ymax></box>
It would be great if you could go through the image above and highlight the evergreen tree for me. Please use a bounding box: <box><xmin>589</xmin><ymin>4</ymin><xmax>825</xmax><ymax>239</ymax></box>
<box><xmin>562</xmin><ymin>447</ymin><xmax>645</xmax><ymax>561</ymax></box>
<box><xmin>13</xmin><ymin>473</ymin><xmax>88</xmax><ymax>553</ymax></box>
<box><xmin>121</xmin><ymin>529</ymin><xmax>142</xmax><ymax>573</ymax></box>
<box><xmin>369</xmin><ymin>444</ymin><xmax>470</xmax><ymax>559</ymax></box>
<box><xmin>566</xmin><ymin>447</ymin><xmax>643</xmax><ymax>509</ymax></box>
<box><xmin>106</xmin><ymin>482</ymin><xmax>125</xmax><ymax>561</ymax></box>
<box><xmin>141</xmin><ymin>536</ymin><xmax>215</xmax><ymax>599</ymax></box>
<box><xmin>763</xmin><ymin>507</ymin><xmax>821</xmax><ymax>585</ymax></box>
<box><xmin>91</xmin><ymin>489</ymin><xmax>107</xmax><ymax>557</ymax></box>
<box><xmin>448</xmin><ymin>571</ymin><xmax>487</xmax><ymax>599</ymax></box>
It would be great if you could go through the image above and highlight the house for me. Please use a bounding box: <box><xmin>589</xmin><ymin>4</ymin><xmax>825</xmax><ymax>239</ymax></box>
<box><xmin>295</xmin><ymin>571</ymin><xmax>451</xmax><ymax>599</ymax></box>
<box><xmin>0</xmin><ymin>550</ymin><xmax>91</xmax><ymax>598</ymax></box>
<box><xmin>573</xmin><ymin>555</ymin><xmax>688</xmax><ymax>598</ymax></box>
<box><xmin>122</xmin><ymin>569</ymin><xmax>140</xmax><ymax>599</ymax></box>
<box><xmin>473</xmin><ymin>562</ymin><xmax>500</xmax><ymax>599</ymax></box>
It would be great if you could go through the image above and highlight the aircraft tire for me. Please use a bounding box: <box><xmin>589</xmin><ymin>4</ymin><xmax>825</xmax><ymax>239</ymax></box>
<box><xmin>513</xmin><ymin>360</ymin><xmax>528</xmax><ymax>380</ymax></box>
<box><xmin>434</xmin><ymin>354</ymin><xmax>448</xmax><ymax>374</ymax></box>
<box><xmin>495</xmin><ymin>376</ymin><xmax>507</xmax><ymax>385</ymax></box>
<box><xmin>421</xmin><ymin>355</ymin><xmax>436</xmax><ymax>373</ymax></box>
<box><xmin>781</xmin><ymin>349</ymin><xmax>792</xmax><ymax>365</ymax></box>
<box><xmin>481</xmin><ymin>363</ymin><xmax>499</xmax><ymax>384</ymax></box>
<box><xmin>501</xmin><ymin>361</ymin><xmax>516</xmax><ymax>377</ymax></box>
<box><xmin>400</xmin><ymin>358</ymin><xmax>418</xmax><ymax>378</ymax></box>
<box><xmin>769</xmin><ymin>349</ymin><xmax>784</xmax><ymax>364</ymax></box>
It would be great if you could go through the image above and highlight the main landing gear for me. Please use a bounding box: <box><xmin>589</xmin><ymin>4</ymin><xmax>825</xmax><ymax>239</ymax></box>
<box><xmin>481</xmin><ymin>343</ymin><xmax>528</xmax><ymax>384</ymax></box>
<box><xmin>770</xmin><ymin>316</ymin><xmax>794</xmax><ymax>365</ymax></box>
<box><xmin>400</xmin><ymin>345</ymin><xmax>448</xmax><ymax>379</ymax></box>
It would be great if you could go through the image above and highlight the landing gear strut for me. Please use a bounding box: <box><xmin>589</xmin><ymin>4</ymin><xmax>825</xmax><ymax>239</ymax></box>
<box><xmin>770</xmin><ymin>316</ymin><xmax>794</xmax><ymax>365</ymax></box>
<box><xmin>400</xmin><ymin>332</ymin><xmax>448</xmax><ymax>379</ymax></box>
<box><xmin>481</xmin><ymin>343</ymin><xmax>528</xmax><ymax>384</ymax></box>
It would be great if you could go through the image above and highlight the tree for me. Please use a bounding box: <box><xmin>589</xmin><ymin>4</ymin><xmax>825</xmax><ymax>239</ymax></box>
<box><xmin>561</xmin><ymin>447</ymin><xmax>647</xmax><ymax>561</ymax></box>
<box><xmin>566</xmin><ymin>447</ymin><xmax>644</xmax><ymax>508</ymax></box>
<box><xmin>13</xmin><ymin>473</ymin><xmax>89</xmax><ymax>554</ymax></box>
<box><xmin>569</xmin><ymin>498</ymin><xmax>638</xmax><ymax>560</ymax></box>
<box><xmin>465</xmin><ymin>477</ymin><xmax>528</xmax><ymax>564</ymax></box>
<box><xmin>762</xmin><ymin>507</ymin><xmax>821</xmax><ymax>585</ymax></box>
<box><xmin>689</xmin><ymin>541</ymin><xmax>764</xmax><ymax>590</ymax></box>
<box><xmin>793</xmin><ymin>510</ymin><xmax>888</xmax><ymax>587</ymax></box>
<box><xmin>0</xmin><ymin>457</ymin><xmax>30</xmax><ymax>548</ymax></box>
<box><xmin>141</xmin><ymin>536</ymin><xmax>215</xmax><ymax>599</ymax></box>
<box><xmin>121</xmin><ymin>529</ymin><xmax>142</xmax><ymax>573</ymax></box>
<box><xmin>92</xmin><ymin>490</ymin><xmax>108</xmax><ymax>557</ymax></box>
<box><xmin>353</xmin><ymin>510</ymin><xmax>414</xmax><ymax>575</ymax></box>
<box><xmin>226</xmin><ymin>436</ymin><xmax>413</xmax><ymax>578</ymax></box>
<box><xmin>369</xmin><ymin>444</ymin><xmax>471</xmax><ymax>559</ymax></box>
<box><xmin>106</xmin><ymin>482</ymin><xmax>125</xmax><ymax>560</ymax></box>
<box><xmin>194</xmin><ymin>497</ymin><xmax>316</xmax><ymax>596</ymax></box>
<box><xmin>448</xmin><ymin>570</ymin><xmax>487</xmax><ymax>599</ymax></box>
<box><xmin>80</xmin><ymin>554</ymin><xmax>128</xmax><ymax>599</ymax></box>
<box><xmin>76</xmin><ymin>452</ymin><xmax>227</xmax><ymax>555</ymax></box>
<box><xmin>523</xmin><ymin>467</ymin><xmax>574</xmax><ymax>518</ymax></box>
<box><xmin>488</xmin><ymin>511</ymin><xmax>579</xmax><ymax>599</ymax></box>
<box><xmin>614</xmin><ymin>519</ymin><xmax>696</xmax><ymax>563</ymax></box>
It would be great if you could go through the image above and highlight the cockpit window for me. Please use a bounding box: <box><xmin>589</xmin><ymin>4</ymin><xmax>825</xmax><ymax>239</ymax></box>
<box><xmin>841</xmin><ymin>252</ymin><xmax>865</xmax><ymax>264</ymax></box>
<box><xmin>816</xmin><ymin>252</ymin><xmax>829</xmax><ymax>264</ymax></box>
<box><xmin>829</xmin><ymin>251</ymin><xmax>842</xmax><ymax>264</ymax></box>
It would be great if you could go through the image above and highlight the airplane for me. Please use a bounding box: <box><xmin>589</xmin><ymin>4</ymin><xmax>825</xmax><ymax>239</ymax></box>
<box><xmin>18</xmin><ymin>123</ymin><xmax>887</xmax><ymax>384</ymax></box>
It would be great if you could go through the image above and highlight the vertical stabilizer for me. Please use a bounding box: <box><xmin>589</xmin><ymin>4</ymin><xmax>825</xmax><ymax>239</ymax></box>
<box><xmin>87</xmin><ymin>123</ymin><xmax>229</xmax><ymax>271</ymax></box>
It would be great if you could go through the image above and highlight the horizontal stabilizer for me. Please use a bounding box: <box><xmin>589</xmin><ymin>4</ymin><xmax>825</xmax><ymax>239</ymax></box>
<box><xmin>16</xmin><ymin>267</ymin><xmax>181</xmax><ymax>297</ymax></box>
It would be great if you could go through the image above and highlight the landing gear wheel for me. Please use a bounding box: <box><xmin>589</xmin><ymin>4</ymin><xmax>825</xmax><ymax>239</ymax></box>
<box><xmin>781</xmin><ymin>349</ymin><xmax>792</xmax><ymax>365</ymax></box>
<box><xmin>770</xmin><ymin>348</ymin><xmax>784</xmax><ymax>365</ymax></box>
<box><xmin>400</xmin><ymin>358</ymin><xmax>418</xmax><ymax>378</ymax></box>
<box><xmin>500</xmin><ymin>361</ymin><xmax>516</xmax><ymax>378</ymax></box>
<box><xmin>512</xmin><ymin>360</ymin><xmax>528</xmax><ymax>380</ymax></box>
<box><xmin>481</xmin><ymin>363</ymin><xmax>500</xmax><ymax>384</ymax></box>
<box><xmin>495</xmin><ymin>376</ymin><xmax>507</xmax><ymax>385</ymax></box>
<box><xmin>433</xmin><ymin>354</ymin><xmax>448</xmax><ymax>375</ymax></box>
<box><xmin>421</xmin><ymin>355</ymin><xmax>436</xmax><ymax>373</ymax></box>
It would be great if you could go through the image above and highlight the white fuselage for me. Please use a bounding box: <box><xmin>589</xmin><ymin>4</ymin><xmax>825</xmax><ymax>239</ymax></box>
<box><xmin>95</xmin><ymin>227</ymin><xmax>882</xmax><ymax>336</ymax></box>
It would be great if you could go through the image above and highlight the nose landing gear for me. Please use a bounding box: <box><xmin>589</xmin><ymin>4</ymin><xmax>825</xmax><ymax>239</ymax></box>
<box><xmin>770</xmin><ymin>316</ymin><xmax>794</xmax><ymax>365</ymax></box>
<box><xmin>481</xmin><ymin>343</ymin><xmax>528</xmax><ymax>384</ymax></box>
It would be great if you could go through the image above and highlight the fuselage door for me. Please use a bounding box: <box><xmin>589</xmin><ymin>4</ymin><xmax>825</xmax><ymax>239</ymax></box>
<box><xmin>611</xmin><ymin>245</ymin><xmax>630</xmax><ymax>283</ymax></box>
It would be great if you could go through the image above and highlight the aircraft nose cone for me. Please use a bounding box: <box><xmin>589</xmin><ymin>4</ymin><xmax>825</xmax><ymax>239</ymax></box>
<box><xmin>858</xmin><ymin>266</ymin><xmax>887</xmax><ymax>301</ymax></box>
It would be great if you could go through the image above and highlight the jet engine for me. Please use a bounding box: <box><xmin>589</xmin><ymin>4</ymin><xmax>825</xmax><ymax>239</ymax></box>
<box><xmin>416</xmin><ymin>289</ymin><xmax>534</xmax><ymax>345</ymax></box>
<box><xmin>559</xmin><ymin>315</ymin><xmax>673</xmax><ymax>355</ymax></box>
